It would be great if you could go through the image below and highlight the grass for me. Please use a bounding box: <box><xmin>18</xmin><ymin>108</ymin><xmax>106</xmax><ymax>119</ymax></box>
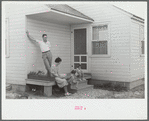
<box><xmin>6</xmin><ymin>82</ymin><xmax>144</xmax><ymax>99</ymax></box>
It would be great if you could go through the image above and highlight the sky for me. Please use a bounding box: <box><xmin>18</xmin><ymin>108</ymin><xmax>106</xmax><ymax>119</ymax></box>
<box><xmin>109</xmin><ymin>2</ymin><xmax>147</xmax><ymax>19</ymax></box>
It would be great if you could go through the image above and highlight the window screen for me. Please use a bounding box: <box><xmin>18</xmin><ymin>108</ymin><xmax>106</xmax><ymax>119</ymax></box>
<box><xmin>92</xmin><ymin>41</ymin><xmax>107</xmax><ymax>54</ymax></box>
<box><xmin>92</xmin><ymin>25</ymin><xmax>108</xmax><ymax>55</ymax></box>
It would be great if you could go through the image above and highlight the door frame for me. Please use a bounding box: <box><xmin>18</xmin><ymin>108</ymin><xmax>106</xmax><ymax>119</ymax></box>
<box><xmin>71</xmin><ymin>24</ymin><xmax>89</xmax><ymax>73</ymax></box>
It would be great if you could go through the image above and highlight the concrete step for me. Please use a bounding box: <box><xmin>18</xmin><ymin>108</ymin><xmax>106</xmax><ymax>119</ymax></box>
<box><xmin>77</xmin><ymin>85</ymin><xmax>94</xmax><ymax>91</ymax></box>
<box><xmin>71</xmin><ymin>80</ymin><xmax>93</xmax><ymax>91</ymax></box>
<box><xmin>71</xmin><ymin>73</ymin><xmax>92</xmax><ymax>91</ymax></box>
<box><xmin>77</xmin><ymin>81</ymin><xmax>88</xmax><ymax>88</ymax></box>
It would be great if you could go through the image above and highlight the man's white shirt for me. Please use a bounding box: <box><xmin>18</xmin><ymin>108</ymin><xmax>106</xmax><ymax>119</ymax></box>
<box><xmin>36</xmin><ymin>39</ymin><xmax>51</xmax><ymax>52</ymax></box>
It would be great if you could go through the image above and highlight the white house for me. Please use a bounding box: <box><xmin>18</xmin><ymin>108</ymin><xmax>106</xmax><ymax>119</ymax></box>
<box><xmin>5</xmin><ymin>3</ymin><xmax>145</xmax><ymax>92</ymax></box>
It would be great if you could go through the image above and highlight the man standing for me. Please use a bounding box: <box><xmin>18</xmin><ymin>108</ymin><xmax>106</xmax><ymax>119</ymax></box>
<box><xmin>26</xmin><ymin>30</ymin><xmax>52</xmax><ymax>77</ymax></box>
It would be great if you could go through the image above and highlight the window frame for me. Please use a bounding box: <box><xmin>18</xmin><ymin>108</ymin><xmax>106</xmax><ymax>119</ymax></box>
<box><xmin>5</xmin><ymin>18</ymin><xmax>9</xmax><ymax>58</ymax></box>
<box><xmin>91</xmin><ymin>22</ymin><xmax>111</xmax><ymax>58</ymax></box>
<box><xmin>74</xmin><ymin>55</ymin><xmax>88</xmax><ymax>70</ymax></box>
<box><xmin>140</xmin><ymin>24</ymin><xmax>145</xmax><ymax>57</ymax></box>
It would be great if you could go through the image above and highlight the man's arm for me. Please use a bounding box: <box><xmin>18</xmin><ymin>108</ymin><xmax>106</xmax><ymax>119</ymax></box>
<box><xmin>26</xmin><ymin>30</ymin><xmax>38</xmax><ymax>43</ymax></box>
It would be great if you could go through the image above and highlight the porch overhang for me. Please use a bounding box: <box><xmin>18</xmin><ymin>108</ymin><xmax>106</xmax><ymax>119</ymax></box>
<box><xmin>26</xmin><ymin>6</ymin><xmax>94</xmax><ymax>25</ymax></box>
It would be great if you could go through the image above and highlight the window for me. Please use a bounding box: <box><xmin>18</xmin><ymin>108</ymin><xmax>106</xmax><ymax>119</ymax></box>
<box><xmin>92</xmin><ymin>24</ymin><xmax>110</xmax><ymax>57</ymax></box>
<box><xmin>74</xmin><ymin>55</ymin><xmax>87</xmax><ymax>70</ymax></box>
<box><xmin>140</xmin><ymin>25</ymin><xmax>144</xmax><ymax>56</ymax></box>
<box><xmin>5</xmin><ymin>18</ymin><xmax>9</xmax><ymax>58</ymax></box>
<box><xmin>92</xmin><ymin>41</ymin><xmax>107</xmax><ymax>54</ymax></box>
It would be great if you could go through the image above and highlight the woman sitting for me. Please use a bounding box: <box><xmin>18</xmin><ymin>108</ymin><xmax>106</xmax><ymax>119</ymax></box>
<box><xmin>51</xmin><ymin>57</ymin><xmax>71</xmax><ymax>96</ymax></box>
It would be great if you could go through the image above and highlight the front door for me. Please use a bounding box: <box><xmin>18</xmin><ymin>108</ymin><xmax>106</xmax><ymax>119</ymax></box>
<box><xmin>72</xmin><ymin>28</ymin><xmax>88</xmax><ymax>72</ymax></box>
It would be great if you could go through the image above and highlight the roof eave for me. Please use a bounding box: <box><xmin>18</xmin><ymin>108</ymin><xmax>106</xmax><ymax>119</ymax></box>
<box><xmin>111</xmin><ymin>4</ymin><xmax>144</xmax><ymax>21</ymax></box>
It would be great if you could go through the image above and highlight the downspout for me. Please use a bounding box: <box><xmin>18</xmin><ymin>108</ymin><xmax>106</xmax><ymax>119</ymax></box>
<box><xmin>25</xmin><ymin>15</ymin><xmax>28</xmax><ymax>80</ymax></box>
<box><xmin>129</xmin><ymin>16</ymin><xmax>132</xmax><ymax>82</ymax></box>
<box><xmin>70</xmin><ymin>25</ymin><xmax>72</xmax><ymax>71</ymax></box>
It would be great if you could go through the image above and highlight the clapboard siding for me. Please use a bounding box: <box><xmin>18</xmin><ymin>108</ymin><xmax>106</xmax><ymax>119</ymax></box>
<box><xmin>70</xmin><ymin>4</ymin><xmax>131</xmax><ymax>82</ymax></box>
<box><xmin>130</xmin><ymin>21</ymin><xmax>145</xmax><ymax>81</ymax></box>
<box><xmin>5</xmin><ymin>4</ymin><xmax>50</xmax><ymax>85</ymax></box>
<box><xmin>26</xmin><ymin>17</ymin><xmax>71</xmax><ymax>75</ymax></box>
<box><xmin>27</xmin><ymin>19</ymin><xmax>70</xmax><ymax>30</ymax></box>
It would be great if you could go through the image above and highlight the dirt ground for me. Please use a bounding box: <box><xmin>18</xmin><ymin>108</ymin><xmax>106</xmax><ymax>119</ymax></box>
<box><xmin>6</xmin><ymin>84</ymin><xmax>144</xmax><ymax>99</ymax></box>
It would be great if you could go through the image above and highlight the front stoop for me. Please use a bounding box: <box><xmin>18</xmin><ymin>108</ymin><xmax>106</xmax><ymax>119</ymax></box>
<box><xmin>71</xmin><ymin>79</ymin><xmax>94</xmax><ymax>91</ymax></box>
<box><xmin>71</xmin><ymin>73</ymin><xmax>93</xmax><ymax>91</ymax></box>
<box><xmin>77</xmin><ymin>73</ymin><xmax>94</xmax><ymax>91</ymax></box>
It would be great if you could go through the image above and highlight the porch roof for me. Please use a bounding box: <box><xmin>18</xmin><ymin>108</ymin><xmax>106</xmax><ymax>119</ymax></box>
<box><xmin>45</xmin><ymin>4</ymin><xmax>94</xmax><ymax>21</ymax></box>
<box><xmin>27</xmin><ymin>4</ymin><xmax>94</xmax><ymax>25</ymax></box>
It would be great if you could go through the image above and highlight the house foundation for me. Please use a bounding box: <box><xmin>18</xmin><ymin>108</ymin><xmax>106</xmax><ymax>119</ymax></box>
<box><xmin>88</xmin><ymin>78</ymin><xmax>144</xmax><ymax>90</ymax></box>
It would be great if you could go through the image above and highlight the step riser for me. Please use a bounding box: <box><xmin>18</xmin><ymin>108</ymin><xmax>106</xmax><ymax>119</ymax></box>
<box><xmin>71</xmin><ymin>84</ymin><xmax>93</xmax><ymax>90</ymax></box>
<box><xmin>78</xmin><ymin>85</ymin><xmax>93</xmax><ymax>91</ymax></box>
<box><xmin>78</xmin><ymin>82</ymin><xmax>88</xmax><ymax>87</ymax></box>
<box><xmin>71</xmin><ymin>84</ymin><xmax>88</xmax><ymax>90</ymax></box>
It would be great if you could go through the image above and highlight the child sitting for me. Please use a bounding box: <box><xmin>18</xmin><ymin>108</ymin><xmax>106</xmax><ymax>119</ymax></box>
<box><xmin>76</xmin><ymin>64</ymin><xmax>86</xmax><ymax>81</ymax></box>
<box><xmin>67</xmin><ymin>70</ymin><xmax>79</xmax><ymax>89</ymax></box>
